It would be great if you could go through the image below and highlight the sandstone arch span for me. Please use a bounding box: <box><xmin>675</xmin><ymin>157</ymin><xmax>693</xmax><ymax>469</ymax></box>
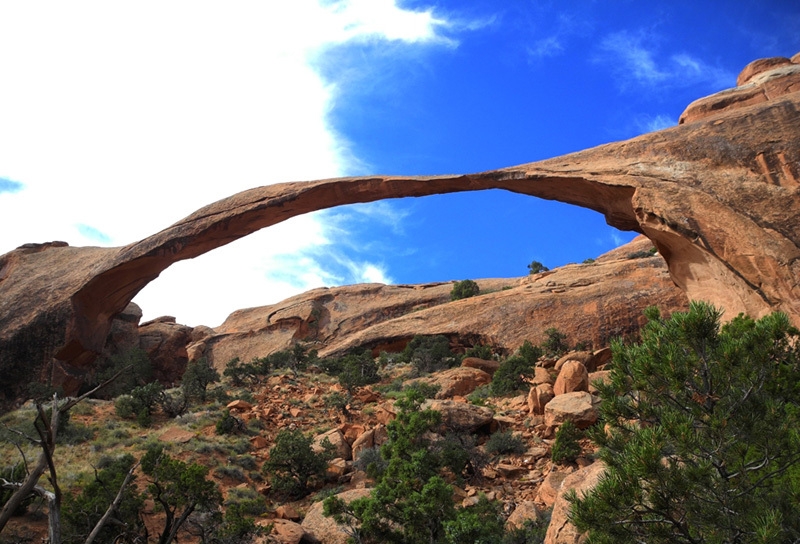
<box><xmin>1</xmin><ymin>55</ymin><xmax>798</xmax><ymax>401</ymax></box>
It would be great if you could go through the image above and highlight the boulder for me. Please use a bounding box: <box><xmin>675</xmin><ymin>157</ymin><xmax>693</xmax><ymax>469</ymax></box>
<box><xmin>313</xmin><ymin>429</ymin><xmax>351</xmax><ymax>461</ymax></box>
<box><xmin>409</xmin><ymin>366</ymin><xmax>492</xmax><ymax>399</ymax></box>
<box><xmin>138</xmin><ymin>317</ymin><xmax>193</xmax><ymax>384</ymax></box>
<box><xmin>266</xmin><ymin>519</ymin><xmax>304</xmax><ymax>544</ymax></box>
<box><xmin>462</xmin><ymin>357</ymin><xmax>501</xmax><ymax>376</ymax></box>
<box><xmin>544</xmin><ymin>391</ymin><xmax>599</xmax><ymax>429</ymax></box>
<box><xmin>424</xmin><ymin>400</ymin><xmax>494</xmax><ymax>432</ymax></box>
<box><xmin>301</xmin><ymin>488</ymin><xmax>372</xmax><ymax>544</ymax></box>
<box><xmin>544</xmin><ymin>462</ymin><xmax>605</xmax><ymax>544</ymax></box>
<box><xmin>507</xmin><ymin>501</ymin><xmax>541</xmax><ymax>530</ymax></box>
<box><xmin>553</xmin><ymin>361</ymin><xmax>589</xmax><ymax>395</ymax></box>
<box><xmin>527</xmin><ymin>383</ymin><xmax>555</xmax><ymax>415</ymax></box>
<box><xmin>531</xmin><ymin>366</ymin><xmax>554</xmax><ymax>386</ymax></box>
<box><xmin>536</xmin><ymin>469</ymin><xmax>571</xmax><ymax>508</ymax></box>
<box><xmin>554</xmin><ymin>351</ymin><xmax>593</xmax><ymax>373</ymax></box>
<box><xmin>351</xmin><ymin>428</ymin><xmax>375</xmax><ymax>460</ymax></box>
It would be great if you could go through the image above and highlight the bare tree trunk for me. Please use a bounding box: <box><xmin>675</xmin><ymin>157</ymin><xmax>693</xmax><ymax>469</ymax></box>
<box><xmin>84</xmin><ymin>462</ymin><xmax>139</xmax><ymax>544</ymax></box>
<box><xmin>0</xmin><ymin>368</ymin><xmax>130</xmax><ymax>537</ymax></box>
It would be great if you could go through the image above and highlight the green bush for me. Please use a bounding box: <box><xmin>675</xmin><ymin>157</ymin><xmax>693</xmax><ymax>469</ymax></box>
<box><xmin>114</xmin><ymin>382</ymin><xmax>163</xmax><ymax>427</ymax></box>
<box><xmin>93</xmin><ymin>347</ymin><xmax>154</xmax><ymax>399</ymax></box>
<box><xmin>541</xmin><ymin>328</ymin><xmax>569</xmax><ymax>357</ymax></box>
<box><xmin>527</xmin><ymin>261</ymin><xmax>550</xmax><ymax>274</ymax></box>
<box><xmin>569</xmin><ymin>303</ymin><xmax>800</xmax><ymax>543</ymax></box>
<box><xmin>490</xmin><ymin>356</ymin><xmax>535</xmax><ymax>396</ymax></box>
<box><xmin>401</xmin><ymin>334</ymin><xmax>459</xmax><ymax>374</ymax></box>
<box><xmin>550</xmin><ymin>420</ymin><xmax>582</xmax><ymax>464</ymax></box>
<box><xmin>451</xmin><ymin>279</ymin><xmax>480</xmax><ymax>301</ymax></box>
<box><xmin>502</xmin><ymin>516</ymin><xmax>549</xmax><ymax>544</ymax></box>
<box><xmin>263</xmin><ymin>429</ymin><xmax>335</xmax><ymax>499</ymax></box>
<box><xmin>215</xmin><ymin>410</ymin><xmax>244</xmax><ymax>435</ymax></box>
<box><xmin>464</xmin><ymin>344</ymin><xmax>493</xmax><ymax>360</ymax></box>
<box><xmin>62</xmin><ymin>454</ymin><xmax>145</xmax><ymax>544</ymax></box>
<box><xmin>181</xmin><ymin>357</ymin><xmax>220</xmax><ymax>402</ymax></box>
<box><xmin>485</xmin><ymin>430</ymin><xmax>526</xmax><ymax>456</ymax></box>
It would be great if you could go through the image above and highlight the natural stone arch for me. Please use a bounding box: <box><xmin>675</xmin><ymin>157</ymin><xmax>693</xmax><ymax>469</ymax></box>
<box><xmin>1</xmin><ymin>55</ymin><xmax>798</xmax><ymax>401</ymax></box>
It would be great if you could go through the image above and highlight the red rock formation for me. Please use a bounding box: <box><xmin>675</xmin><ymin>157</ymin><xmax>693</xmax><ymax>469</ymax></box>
<box><xmin>1</xmin><ymin>54</ymin><xmax>798</xmax><ymax>404</ymax></box>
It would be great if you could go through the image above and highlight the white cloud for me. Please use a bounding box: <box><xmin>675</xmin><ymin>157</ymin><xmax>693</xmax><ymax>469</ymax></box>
<box><xmin>0</xmin><ymin>1</ymin><xmax>453</xmax><ymax>327</ymax></box>
<box><xmin>633</xmin><ymin>113</ymin><xmax>676</xmax><ymax>134</ymax></box>
<box><xmin>597</xmin><ymin>31</ymin><xmax>735</xmax><ymax>91</ymax></box>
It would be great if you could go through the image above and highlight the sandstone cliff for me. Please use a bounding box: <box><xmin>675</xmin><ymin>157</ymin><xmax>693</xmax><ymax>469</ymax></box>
<box><xmin>0</xmin><ymin>54</ymin><xmax>798</xmax><ymax>404</ymax></box>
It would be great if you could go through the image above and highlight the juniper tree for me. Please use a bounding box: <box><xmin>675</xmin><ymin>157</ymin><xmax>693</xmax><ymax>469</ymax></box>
<box><xmin>569</xmin><ymin>302</ymin><xmax>800</xmax><ymax>544</ymax></box>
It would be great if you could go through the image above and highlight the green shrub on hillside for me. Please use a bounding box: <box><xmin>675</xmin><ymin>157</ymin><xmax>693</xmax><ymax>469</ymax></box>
<box><xmin>451</xmin><ymin>279</ymin><xmax>480</xmax><ymax>301</ymax></box>
<box><xmin>570</xmin><ymin>303</ymin><xmax>800</xmax><ymax>543</ymax></box>
<box><xmin>550</xmin><ymin>420</ymin><xmax>582</xmax><ymax>465</ymax></box>
<box><xmin>262</xmin><ymin>429</ymin><xmax>335</xmax><ymax>499</ymax></box>
<box><xmin>401</xmin><ymin>334</ymin><xmax>459</xmax><ymax>374</ymax></box>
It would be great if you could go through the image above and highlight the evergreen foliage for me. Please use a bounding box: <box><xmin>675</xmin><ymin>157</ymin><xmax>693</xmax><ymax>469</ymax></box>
<box><xmin>180</xmin><ymin>357</ymin><xmax>219</xmax><ymax>402</ymax></box>
<box><xmin>450</xmin><ymin>279</ymin><xmax>480</xmax><ymax>301</ymax></box>
<box><xmin>62</xmin><ymin>454</ymin><xmax>144</xmax><ymax>544</ymax></box>
<box><xmin>400</xmin><ymin>334</ymin><xmax>459</xmax><ymax>374</ymax></box>
<box><xmin>94</xmin><ymin>347</ymin><xmax>154</xmax><ymax>399</ymax></box>
<box><xmin>323</xmin><ymin>389</ymin><xmax>504</xmax><ymax>543</ymax></box>
<box><xmin>550</xmin><ymin>420</ymin><xmax>582</xmax><ymax>465</ymax></box>
<box><xmin>541</xmin><ymin>327</ymin><xmax>569</xmax><ymax>357</ymax></box>
<box><xmin>262</xmin><ymin>429</ymin><xmax>335</xmax><ymax>499</ymax></box>
<box><xmin>569</xmin><ymin>302</ymin><xmax>800</xmax><ymax>543</ymax></box>
<box><xmin>527</xmin><ymin>261</ymin><xmax>550</xmax><ymax>274</ymax></box>
<box><xmin>485</xmin><ymin>430</ymin><xmax>526</xmax><ymax>456</ymax></box>
<box><xmin>141</xmin><ymin>444</ymin><xmax>222</xmax><ymax>544</ymax></box>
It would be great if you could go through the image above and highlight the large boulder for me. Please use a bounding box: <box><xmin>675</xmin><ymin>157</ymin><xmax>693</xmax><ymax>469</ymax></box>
<box><xmin>301</xmin><ymin>488</ymin><xmax>372</xmax><ymax>544</ymax></box>
<box><xmin>2</xmin><ymin>53</ymin><xmax>799</xmax><ymax>405</ymax></box>
<box><xmin>424</xmin><ymin>399</ymin><xmax>494</xmax><ymax>432</ymax></box>
<box><xmin>409</xmin><ymin>366</ymin><xmax>492</xmax><ymax>399</ymax></box>
<box><xmin>552</xmin><ymin>361</ymin><xmax>589</xmax><ymax>395</ymax></box>
<box><xmin>544</xmin><ymin>391</ymin><xmax>599</xmax><ymax>429</ymax></box>
<box><xmin>544</xmin><ymin>461</ymin><xmax>606</xmax><ymax>544</ymax></box>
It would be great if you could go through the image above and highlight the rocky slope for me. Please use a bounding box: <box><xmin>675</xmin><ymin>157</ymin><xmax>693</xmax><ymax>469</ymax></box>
<box><xmin>1</xmin><ymin>53</ymin><xmax>799</xmax><ymax>406</ymax></box>
<box><xmin>199</xmin><ymin>236</ymin><xmax>686</xmax><ymax>371</ymax></box>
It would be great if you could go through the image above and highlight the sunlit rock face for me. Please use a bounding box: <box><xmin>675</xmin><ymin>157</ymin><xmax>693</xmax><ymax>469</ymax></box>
<box><xmin>0</xmin><ymin>53</ymin><xmax>798</xmax><ymax>405</ymax></box>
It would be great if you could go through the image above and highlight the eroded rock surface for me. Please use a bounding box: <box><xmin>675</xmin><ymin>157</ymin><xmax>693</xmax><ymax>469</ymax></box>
<box><xmin>1</xmin><ymin>54</ymin><xmax>798</xmax><ymax>404</ymax></box>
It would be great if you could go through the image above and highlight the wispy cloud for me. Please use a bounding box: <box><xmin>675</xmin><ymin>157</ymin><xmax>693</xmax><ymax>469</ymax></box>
<box><xmin>76</xmin><ymin>224</ymin><xmax>112</xmax><ymax>244</ymax></box>
<box><xmin>596</xmin><ymin>30</ymin><xmax>735</xmax><ymax>91</ymax></box>
<box><xmin>526</xmin><ymin>11</ymin><xmax>594</xmax><ymax>61</ymax></box>
<box><xmin>0</xmin><ymin>1</ymin><xmax>457</xmax><ymax>326</ymax></box>
<box><xmin>634</xmin><ymin>113</ymin><xmax>676</xmax><ymax>134</ymax></box>
<box><xmin>527</xmin><ymin>36</ymin><xmax>564</xmax><ymax>60</ymax></box>
<box><xmin>0</xmin><ymin>177</ymin><xmax>23</xmax><ymax>194</ymax></box>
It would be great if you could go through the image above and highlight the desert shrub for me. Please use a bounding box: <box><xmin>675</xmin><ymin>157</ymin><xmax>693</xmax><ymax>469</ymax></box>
<box><xmin>181</xmin><ymin>357</ymin><xmax>220</xmax><ymax>402</ymax></box>
<box><xmin>262</xmin><ymin>429</ymin><xmax>335</xmax><ymax>499</ymax></box>
<box><xmin>231</xmin><ymin>454</ymin><xmax>258</xmax><ymax>471</ymax></box>
<box><xmin>467</xmin><ymin>384</ymin><xmax>491</xmax><ymax>405</ymax></box>
<box><xmin>490</xmin><ymin>356</ymin><xmax>535</xmax><ymax>396</ymax></box>
<box><xmin>324</xmin><ymin>389</ymin><xmax>492</xmax><ymax>542</ymax></box>
<box><xmin>401</xmin><ymin>334</ymin><xmax>459</xmax><ymax>373</ymax></box>
<box><xmin>114</xmin><ymin>382</ymin><xmax>163</xmax><ymax>427</ymax></box>
<box><xmin>141</xmin><ymin>444</ymin><xmax>222</xmax><ymax>544</ymax></box>
<box><xmin>215</xmin><ymin>410</ymin><xmax>245</xmax><ymax>435</ymax></box>
<box><xmin>550</xmin><ymin>420</ymin><xmax>582</xmax><ymax>464</ymax></box>
<box><xmin>62</xmin><ymin>454</ymin><xmax>145</xmax><ymax>544</ymax></box>
<box><xmin>224</xmin><ymin>486</ymin><xmax>266</xmax><ymax>516</ymax></box>
<box><xmin>0</xmin><ymin>463</ymin><xmax>32</xmax><ymax>515</ymax></box>
<box><xmin>527</xmin><ymin>260</ymin><xmax>550</xmax><ymax>274</ymax></box>
<box><xmin>213</xmin><ymin>465</ymin><xmax>247</xmax><ymax>482</ymax></box>
<box><xmin>450</xmin><ymin>279</ymin><xmax>480</xmax><ymax>300</ymax></box>
<box><xmin>442</xmin><ymin>495</ymin><xmax>506</xmax><ymax>544</ymax></box>
<box><xmin>354</xmin><ymin>446</ymin><xmax>388</xmax><ymax>479</ymax></box>
<box><xmin>336</xmin><ymin>349</ymin><xmax>381</xmax><ymax>393</ymax></box>
<box><xmin>517</xmin><ymin>340</ymin><xmax>543</xmax><ymax>364</ymax></box>
<box><xmin>464</xmin><ymin>344</ymin><xmax>493</xmax><ymax>360</ymax></box>
<box><xmin>569</xmin><ymin>303</ymin><xmax>800</xmax><ymax>543</ymax></box>
<box><xmin>403</xmin><ymin>381</ymin><xmax>441</xmax><ymax>399</ymax></box>
<box><xmin>485</xmin><ymin>430</ymin><xmax>526</xmax><ymax>456</ymax></box>
<box><xmin>541</xmin><ymin>327</ymin><xmax>569</xmax><ymax>357</ymax></box>
<box><xmin>159</xmin><ymin>388</ymin><xmax>189</xmax><ymax>418</ymax></box>
<box><xmin>93</xmin><ymin>347</ymin><xmax>154</xmax><ymax>399</ymax></box>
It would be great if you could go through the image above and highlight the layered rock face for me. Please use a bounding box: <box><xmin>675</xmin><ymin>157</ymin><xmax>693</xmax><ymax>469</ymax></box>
<box><xmin>199</xmin><ymin>237</ymin><xmax>686</xmax><ymax>368</ymax></box>
<box><xmin>0</xmin><ymin>54</ymin><xmax>798</xmax><ymax>403</ymax></box>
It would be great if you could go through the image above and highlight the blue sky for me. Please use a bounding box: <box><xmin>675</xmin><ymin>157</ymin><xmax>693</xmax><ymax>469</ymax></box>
<box><xmin>0</xmin><ymin>1</ymin><xmax>798</xmax><ymax>326</ymax></box>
